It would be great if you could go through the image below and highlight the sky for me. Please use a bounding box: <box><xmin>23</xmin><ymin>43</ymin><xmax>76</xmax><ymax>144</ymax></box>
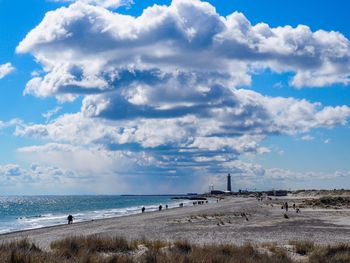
<box><xmin>0</xmin><ymin>0</ymin><xmax>350</xmax><ymax>194</ymax></box>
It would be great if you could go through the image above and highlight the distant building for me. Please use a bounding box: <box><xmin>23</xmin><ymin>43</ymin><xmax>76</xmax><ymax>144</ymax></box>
<box><xmin>211</xmin><ymin>190</ymin><xmax>225</xmax><ymax>195</ymax></box>
<box><xmin>267</xmin><ymin>190</ymin><xmax>288</xmax><ymax>196</ymax></box>
<box><xmin>227</xmin><ymin>173</ymin><xmax>232</xmax><ymax>192</ymax></box>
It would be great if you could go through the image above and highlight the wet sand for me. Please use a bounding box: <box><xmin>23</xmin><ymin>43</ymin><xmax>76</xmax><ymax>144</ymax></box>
<box><xmin>1</xmin><ymin>196</ymin><xmax>349</xmax><ymax>249</ymax></box>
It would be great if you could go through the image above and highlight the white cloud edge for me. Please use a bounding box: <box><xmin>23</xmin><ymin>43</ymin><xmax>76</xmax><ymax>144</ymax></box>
<box><xmin>0</xmin><ymin>63</ymin><xmax>15</xmax><ymax>79</ymax></box>
<box><xmin>48</xmin><ymin>0</ymin><xmax>134</xmax><ymax>9</ymax></box>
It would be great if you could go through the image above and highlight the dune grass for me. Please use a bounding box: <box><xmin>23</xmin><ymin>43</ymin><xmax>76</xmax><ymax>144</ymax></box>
<box><xmin>51</xmin><ymin>235</ymin><xmax>138</xmax><ymax>255</ymax></box>
<box><xmin>288</xmin><ymin>241</ymin><xmax>350</xmax><ymax>263</ymax></box>
<box><xmin>289</xmin><ymin>240</ymin><xmax>315</xmax><ymax>255</ymax></box>
<box><xmin>0</xmin><ymin>239</ymin><xmax>61</xmax><ymax>263</ymax></box>
<box><xmin>302</xmin><ymin>196</ymin><xmax>350</xmax><ymax>208</ymax></box>
<box><xmin>142</xmin><ymin>242</ymin><xmax>292</xmax><ymax>263</ymax></box>
<box><xmin>308</xmin><ymin>243</ymin><xmax>350</xmax><ymax>263</ymax></box>
<box><xmin>0</xmin><ymin>236</ymin><xmax>349</xmax><ymax>263</ymax></box>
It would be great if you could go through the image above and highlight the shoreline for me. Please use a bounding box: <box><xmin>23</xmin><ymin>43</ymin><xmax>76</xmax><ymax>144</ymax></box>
<box><xmin>0</xmin><ymin>196</ymin><xmax>199</xmax><ymax>236</ymax></box>
<box><xmin>0</xmin><ymin>203</ymin><xmax>190</xmax><ymax>238</ymax></box>
<box><xmin>1</xmin><ymin>196</ymin><xmax>349</xmax><ymax>249</ymax></box>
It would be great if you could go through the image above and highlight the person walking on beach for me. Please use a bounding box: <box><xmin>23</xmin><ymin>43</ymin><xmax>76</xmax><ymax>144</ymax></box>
<box><xmin>285</xmin><ymin>202</ymin><xmax>288</xmax><ymax>212</ymax></box>
<box><xmin>141</xmin><ymin>207</ymin><xmax>145</xmax><ymax>213</ymax></box>
<box><xmin>67</xmin><ymin>214</ymin><xmax>74</xmax><ymax>224</ymax></box>
<box><xmin>159</xmin><ymin>205</ymin><xmax>162</xmax><ymax>211</ymax></box>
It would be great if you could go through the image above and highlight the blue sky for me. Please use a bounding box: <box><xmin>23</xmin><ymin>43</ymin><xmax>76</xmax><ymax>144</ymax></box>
<box><xmin>0</xmin><ymin>0</ymin><xmax>350</xmax><ymax>194</ymax></box>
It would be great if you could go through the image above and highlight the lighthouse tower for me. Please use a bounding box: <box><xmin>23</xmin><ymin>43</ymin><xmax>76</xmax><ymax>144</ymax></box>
<box><xmin>227</xmin><ymin>173</ymin><xmax>232</xmax><ymax>192</ymax></box>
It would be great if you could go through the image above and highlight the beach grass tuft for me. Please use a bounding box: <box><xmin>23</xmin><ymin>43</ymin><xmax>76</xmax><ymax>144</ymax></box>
<box><xmin>51</xmin><ymin>235</ymin><xmax>137</xmax><ymax>255</ymax></box>
<box><xmin>289</xmin><ymin>240</ymin><xmax>315</xmax><ymax>255</ymax></box>
<box><xmin>0</xmin><ymin>239</ymin><xmax>55</xmax><ymax>263</ymax></box>
<box><xmin>173</xmin><ymin>240</ymin><xmax>192</xmax><ymax>253</ymax></box>
<box><xmin>139</xmin><ymin>239</ymin><xmax>169</xmax><ymax>250</ymax></box>
<box><xmin>309</xmin><ymin>243</ymin><xmax>350</xmax><ymax>263</ymax></box>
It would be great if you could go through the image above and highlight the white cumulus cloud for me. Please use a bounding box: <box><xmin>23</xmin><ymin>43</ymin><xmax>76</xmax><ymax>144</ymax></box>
<box><xmin>0</xmin><ymin>63</ymin><xmax>15</xmax><ymax>79</ymax></box>
<box><xmin>17</xmin><ymin>0</ymin><xmax>350</xmax><ymax>96</ymax></box>
<box><xmin>50</xmin><ymin>0</ymin><xmax>133</xmax><ymax>9</ymax></box>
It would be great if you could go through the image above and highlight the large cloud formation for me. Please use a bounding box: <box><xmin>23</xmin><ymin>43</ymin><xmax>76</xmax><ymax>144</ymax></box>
<box><xmin>12</xmin><ymin>0</ymin><xmax>350</xmax><ymax>191</ymax></box>
<box><xmin>18</xmin><ymin>0</ymin><xmax>350</xmax><ymax>96</ymax></box>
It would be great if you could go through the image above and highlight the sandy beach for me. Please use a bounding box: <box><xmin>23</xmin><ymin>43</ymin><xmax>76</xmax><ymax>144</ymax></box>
<box><xmin>1</xmin><ymin>195</ymin><xmax>349</xmax><ymax>250</ymax></box>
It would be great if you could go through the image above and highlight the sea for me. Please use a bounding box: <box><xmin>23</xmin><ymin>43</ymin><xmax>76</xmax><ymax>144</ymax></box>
<box><xmin>0</xmin><ymin>195</ymin><xmax>193</xmax><ymax>234</ymax></box>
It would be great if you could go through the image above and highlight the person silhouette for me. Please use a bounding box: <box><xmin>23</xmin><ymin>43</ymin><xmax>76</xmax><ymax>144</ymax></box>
<box><xmin>141</xmin><ymin>207</ymin><xmax>145</xmax><ymax>213</ymax></box>
<box><xmin>67</xmin><ymin>214</ymin><xmax>74</xmax><ymax>224</ymax></box>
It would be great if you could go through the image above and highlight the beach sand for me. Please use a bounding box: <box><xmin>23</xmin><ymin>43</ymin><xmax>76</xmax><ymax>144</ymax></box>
<box><xmin>1</xmin><ymin>196</ymin><xmax>349</xmax><ymax>249</ymax></box>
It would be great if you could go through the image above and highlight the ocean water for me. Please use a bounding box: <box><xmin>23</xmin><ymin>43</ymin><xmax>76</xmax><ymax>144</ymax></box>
<box><xmin>0</xmin><ymin>195</ymin><xmax>192</xmax><ymax>234</ymax></box>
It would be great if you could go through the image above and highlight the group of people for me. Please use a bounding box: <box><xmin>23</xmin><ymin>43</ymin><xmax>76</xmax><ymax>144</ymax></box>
<box><xmin>281</xmin><ymin>202</ymin><xmax>300</xmax><ymax>213</ymax></box>
<box><xmin>256</xmin><ymin>196</ymin><xmax>301</xmax><ymax>216</ymax></box>
<box><xmin>193</xmin><ymin>200</ymin><xmax>208</xmax><ymax>205</ymax></box>
<box><xmin>67</xmin><ymin>200</ymin><xmax>210</xmax><ymax>224</ymax></box>
<box><xmin>142</xmin><ymin>201</ymin><xmax>197</xmax><ymax>213</ymax></box>
<box><xmin>141</xmin><ymin>204</ymin><xmax>169</xmax><ymax>213</ymax></box>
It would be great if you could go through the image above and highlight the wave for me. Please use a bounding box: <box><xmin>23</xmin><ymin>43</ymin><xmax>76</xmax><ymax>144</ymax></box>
<box><xmin>0</xmin><ymin>198</ymin><xmax>195</xmax><ymax>234</ymax></box>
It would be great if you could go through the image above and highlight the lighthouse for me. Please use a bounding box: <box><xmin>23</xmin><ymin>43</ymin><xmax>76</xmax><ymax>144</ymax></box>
<box><xmin>227</xmin><ymin>173</ymin><xmax>232</xmax><ymax>192</ymax></box>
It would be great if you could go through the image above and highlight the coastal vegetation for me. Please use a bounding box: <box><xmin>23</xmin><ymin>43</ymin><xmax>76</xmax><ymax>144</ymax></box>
<box><xmin>300</xmin><ymin>196</ymin><xmax>350</xmax><ymax>209</ymax></box>
<box><xmin>0</xmin><ymin>236</ymin><xmax>349</xmax><ymax>263</ymax></box>
<box><xmin>288</xmin><ymin>240</ymin><xmax>315</xmax><ymax>255</ymax></box>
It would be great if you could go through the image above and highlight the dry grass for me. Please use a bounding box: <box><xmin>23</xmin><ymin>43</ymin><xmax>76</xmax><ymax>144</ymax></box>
<box><xmin>0</xmin><ymin>239</ymin><xmax>61</xmax><ymax>263</ymax></box>
<box><xmin>1</xmin><ymin>237</ymin><xmax>349</xmax><ymax>263</ymax></box>
<box><xmin>50</xmin><ymin>235</ymin><xmax>138</xmax><ymax>258</ymax></box>
<box><xmin>302</xmin><ymin>196</ymin><xmax>350</xmax><ymax>208</ymax></box>
<box><xmin>293</xmin><ymin>189</ymin><xmax>350</xmax><ymax>197</ymax></box>
<box><xmin>143</xmin><ymin>243</ymin><xmax>293</xmax><ymax>263</ymax></box>
<box><xmin>139</xmin><ymin>239</ymin><xmax>169</xmax><ymax>250</ymax></box>
<box><xmin>173</xmin><ymin>240</ymin><xmax>192</xmax><ymax>253</ymax></box>
<box><xmin>309</xmin><ymin>243</ymin><xmax>350</xmax><ymax>263</ymax></box>
<box><xmin>0</xmin><ymin>237</ymin><xmax>136</xmax><ymax>263</ymax></box>
<box><xmin>261</xmin><ymin>242</ymin><xmax>289</xmax><ymax>257</ymax></box>
<box><xmin>289</xmin><ymin>240</ymin><xmax>315</xmax><ymax>255</ymax></box>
